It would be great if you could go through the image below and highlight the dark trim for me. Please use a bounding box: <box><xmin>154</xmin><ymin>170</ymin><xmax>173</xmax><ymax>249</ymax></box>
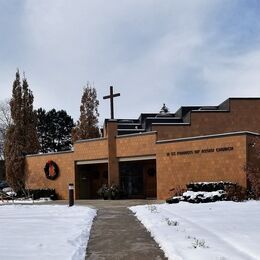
<box><xmin>116</xmin><ymin>131</ymin><xmax>157</xmax><ymax>139</ymax></box>
<box><xmin>145</xmin><ymin>116</ymin><xmax>180</xmax><ymax>120</ymax></box>
<box><xmin>75</xmin><ymin>158</ymin><xmax>109</xmax><ymax>165</ymax></box>
<box><xmin>190</xmin><ymin>110</ymin><xmax>229</xmax><ymax>113</ymax></box>
<box><xmin>156</xmin><ymin>131</ymin><xmax>260</xmax><ymax>144</ymax></box>
<box><xmin>152</xmin><ymin>123</ymin><xmax>190</xmax><ymax>126</ymax></box>
<box><xmin>118</xmin><ymin>155</ymin><xmax>156</xmax><ymax>162</ymax></box>
<box><xmin>26</xmin><ymin>150</ymin><xmax>74</xmax><ymax>158</ymax></box>
<box><xmin>228</xmin><ymin>97</ymin><xmax>260</xmax><ymax>100</ymax></box>
<box><xmin>118</xmin><ymin>122</ymin><xmax>142</xmax><ymax>125</ymax></box>
<box><xmin>118</xmin><ymin>129</ymin><xmax>146</xmax><ymax>132</ymax></box>
<box><xmin>75</xmin><ymin>137</ymin><xmax>107</xmax><ymax>144</ymax></box>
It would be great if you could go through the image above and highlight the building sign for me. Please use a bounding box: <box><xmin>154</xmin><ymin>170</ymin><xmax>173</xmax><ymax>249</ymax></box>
<box><xmin>166</xmin><ymin>146</ymin><xmax>234</xmax><ymax>157</ymax></box>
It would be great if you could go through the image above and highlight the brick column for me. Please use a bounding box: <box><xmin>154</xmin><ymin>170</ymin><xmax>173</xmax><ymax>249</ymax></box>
<box><xmin>106</xmin><ymin>120</ymin><xmax>119</xmax><ymax>186</ymax></box>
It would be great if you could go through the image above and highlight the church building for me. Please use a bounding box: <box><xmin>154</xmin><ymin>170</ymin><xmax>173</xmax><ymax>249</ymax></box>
<box><xmin>25</xmin><ymin>96</ymin><xmax>260</xmax><ymax>200</ymax></box>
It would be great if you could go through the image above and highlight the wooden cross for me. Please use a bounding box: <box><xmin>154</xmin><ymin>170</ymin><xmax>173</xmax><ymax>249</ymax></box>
<box><xmin>103</xmin><ymin>86</ymin><xmax>120</xmax><ymax>119</ymax></box>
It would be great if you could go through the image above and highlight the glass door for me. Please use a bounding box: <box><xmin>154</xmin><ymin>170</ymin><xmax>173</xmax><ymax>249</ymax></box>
<box><xmin>120</xmin><ymin>162</ymin><xmax>144</xmax><ymax>198</ymax></box>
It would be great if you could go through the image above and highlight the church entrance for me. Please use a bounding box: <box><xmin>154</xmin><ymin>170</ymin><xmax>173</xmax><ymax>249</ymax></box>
<box><xmin>119</xmin><ymin>159</ymin><xmax>156</xmax><ymax>199</ymax></box>
<box><xmin>76</xmin><ymin>162</ymin><xmax>108</xmax><ymax>199</ymax></box>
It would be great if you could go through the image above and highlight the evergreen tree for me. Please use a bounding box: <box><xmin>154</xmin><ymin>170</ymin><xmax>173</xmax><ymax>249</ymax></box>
<box><xmin>36</xmin><ymin>108</ymin><xmax>74</xmax><ymax>153</ymax></box>
<box><xmin>72</xmin><ymin>83</ymin><xmax>100</xmax><ymax>142</ymax></box>
<box><xmin>4</xmin><ymin>71</ymin><xmax>39</xmax><ymax>191</ymax></box>
<box><xmin>21</xmin><ymin>78</ymin><xmax>39</xmax><ymax>154</ymax></box>
<box><xmin>36</xmin><ymin>108</ymin><xmax>48</xmax><ymax>153</ymax></box>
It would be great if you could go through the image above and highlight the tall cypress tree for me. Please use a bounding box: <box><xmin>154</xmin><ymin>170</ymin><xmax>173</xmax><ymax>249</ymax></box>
<box><xmin>72</xmin><ymin>83</ymin><xmax>100</xmax><ymax>143</ymax></box>
<box><xmin>4</xmin><ymin>71</ymin><xmax>39</xmax><ymax>191</ymax></box>
<box><xmin>22</xmin><ymin>78</ymin><xmax>39</xmax><ymax>154</ymax></box>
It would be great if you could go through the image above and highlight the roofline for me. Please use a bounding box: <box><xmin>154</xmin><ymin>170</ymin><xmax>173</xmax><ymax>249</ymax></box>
<box><xmin>190</xmin><ymin>110</ymin><xmax>229</xmax><ymax>113</ymax></box>
<box><xmin>152</xmin><ymin>123</ymin><xmax>190</xmax><ymax>126</ymax></box>
<box><xmin>75</xmin><ymin>137</ymin><xmax>107</xmax><ymax>144</ymax></box>
<box><xmin>156</xmin><ymin>131</ymin><xmax>260</xmax><ymax>144</ymax></box>
<box><xmin>26</xmin><ymin>150</ymin><xmax>74</xmax><ymax>158</ymax></box>
<box><xmin>116</xmin><ymin>131</ymin><xmax>157</xmax><ymax>139</ymax></box>
<box><xmin>118</xmin><ymin>129</ymin><xmax>145</xmax><ymax>132</ymax></box>
<box><xmin>102</xmin><ymin>97</ymin><xmax>260</xmax><ymax>126</ymax></box>
<box><xmin>228</xmin><ymin>97</ymin><xmax>260</xmax><ymax>100</ymax></box>
<box><xmin>145</xmin><ymin>116</ymin><xmax>180</xmax><ymax>120</ymax></box>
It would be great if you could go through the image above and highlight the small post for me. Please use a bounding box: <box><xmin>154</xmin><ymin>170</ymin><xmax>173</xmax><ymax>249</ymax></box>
<box><xmin>68</xmin><ymin>183</ymin><xmax>74</xmax><ymax>207</ymax></box>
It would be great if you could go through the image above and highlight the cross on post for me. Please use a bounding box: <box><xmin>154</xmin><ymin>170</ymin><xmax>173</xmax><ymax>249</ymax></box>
<box><xmin>103</xmin><ymin>86</ymin><xmax>120</xmax><ymax>119</ymax></box>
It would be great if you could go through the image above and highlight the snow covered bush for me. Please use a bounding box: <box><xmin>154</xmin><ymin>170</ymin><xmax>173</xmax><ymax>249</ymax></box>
<box><xmin>2</xmin><ymin>187</ymin><xmax>16</xmax><ymax>197</ymax></box>
<box><xmin>186</xmin><ymin>181</ymin><xmax>233</xmax><ymax>192</ymax></box>
<box><xmin>182</xmin><ymin>190</ymin><xmax>226</xmax><ymax>203</ymax></box>
<box><xmin>166</xmin><ymin>181</ymin><xmax>248</xmax><ymax>203</ymax></box>
<box><xmin>27</xmin><ymin>189</ymin><xmax>57</xmax><ymax>200</ymax></box>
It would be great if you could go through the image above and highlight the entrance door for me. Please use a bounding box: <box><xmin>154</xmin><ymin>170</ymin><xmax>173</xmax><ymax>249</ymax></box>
<box><xmin>78</xmin><ymin>171</ymin><xmax>90</xmax><ymax>198</ymax></box>
<box><xmin>76</xmin><ymin>163</ymin><xmax>108</xmax><ymax>199</ymax></box>
<box><xmin>120</xmin><ymin>162</ymin><xmax>144</xmax><ymax>198</ymax></box>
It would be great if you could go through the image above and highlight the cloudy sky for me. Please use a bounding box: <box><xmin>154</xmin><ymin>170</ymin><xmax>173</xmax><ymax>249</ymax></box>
<box><xmin>1</xmin><ymin>0</ymin><xmax>260</xmax><ymax>124</ymax></box>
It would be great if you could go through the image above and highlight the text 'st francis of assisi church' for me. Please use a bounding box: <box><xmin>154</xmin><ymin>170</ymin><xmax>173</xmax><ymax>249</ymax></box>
<box><xmin>25</xmin><ymin>92</ymin><xmax>260</xmax><ymax>200</ymax></box>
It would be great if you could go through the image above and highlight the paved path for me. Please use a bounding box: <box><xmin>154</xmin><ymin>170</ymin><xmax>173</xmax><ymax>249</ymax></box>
<box><xmin>84</xmin><ymin>200</ymin><xmax>167</xmax><ymax>260</ymax></box>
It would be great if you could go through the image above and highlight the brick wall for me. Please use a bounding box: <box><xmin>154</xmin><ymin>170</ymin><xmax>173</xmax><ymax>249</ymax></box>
<box><xmin>156</xmin><ymin>134</ymin><xmax>247</xmax><ymax>199</ymax></box>
<box><xmin>74</xmin><ymin>138</ymin><xmax>108</xmax><ymax>160</ymax></box>
<box><xmin>25</xmin><ymin>138</ymin><xmax>109</xmax><ymax>199</ymax></box>
<box><xmin>116</xmin><ymin>132</ymin><xmax>157</xmax><ymax>157</ymax></box>
<box><xmin>25</xmin><ymin>152</ymin><xmax>74</xmax><ymax>199</ymax></box>
<box><xmin>153</xmin><ymin>99</ymin><xmax>260</xmax><ymax>140</ymax></box>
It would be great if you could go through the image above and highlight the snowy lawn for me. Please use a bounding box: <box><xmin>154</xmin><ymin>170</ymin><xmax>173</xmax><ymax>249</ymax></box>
<box><xmin>130</xmin><ymin>201</ymin><xmax>260</xmax><ymax>260</ymax></box>
<box><xmin>0</xmin><ymin>198</ymin><xmax>52</xmax><ymax>204</ymax></box>
<box><xmin>0</xmin><ymin>205</ymin><xmax>96</xmax><ymax>260</ymax></box>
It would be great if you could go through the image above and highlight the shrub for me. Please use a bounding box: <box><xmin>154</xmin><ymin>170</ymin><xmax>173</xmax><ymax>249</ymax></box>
<box><xmin>166</xmin><ymin>196</ymin><xmax>181</xmax><ymax>204</ymax></box>
<box><xmin>97</xmin><ymin>184</ymin><xmax>124</xmax><ymax>200</ymax></box>
<box><xmin>245</xmin><ymin>166</ymin><xmax>260</xmax><ymax>199</ymax></box>
<box><xmin>0</xmin><ymin>180</ymin><xmax>9</xmax><ymax>190</ymax></box>
<box><xmin>97</xmin><ymin>184</ymin><xmax>110</xmax><ymax>200</ymax></box>
<box><xmin>16</xmin><ymin>188</ymin><xmax>57</xmax><ymax>200</ymax></box>
<box><xmin>169</xmin><ymin>185</ymin><xmax>185</xmax><ymax>196</ymax></box>
<box><xmin>166</xmin><ymin>181</ymin><xmax>248</xmax><ymax>203</ymax></box>
<box><xmin>224</xmin><ymin>184</ymin><xmax>247</xmax><ymax>202</ymax></box>
<box><xmin>187</xmin><ymin>182</ymin><xmax>233</xmax><ymax>192</ymax></box>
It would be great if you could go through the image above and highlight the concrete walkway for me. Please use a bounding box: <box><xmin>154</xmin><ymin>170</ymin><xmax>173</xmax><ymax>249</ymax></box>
<box><xmin>84</xmin><ymin>200</ymin><xmax>167</xmax><ymax>260</ymax></box>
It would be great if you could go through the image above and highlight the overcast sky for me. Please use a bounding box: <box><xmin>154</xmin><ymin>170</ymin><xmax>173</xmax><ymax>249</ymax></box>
<box><xmin>1</xmin><ymin>0</ymin><xmax>260</xmax><ymax>124</ymax></box>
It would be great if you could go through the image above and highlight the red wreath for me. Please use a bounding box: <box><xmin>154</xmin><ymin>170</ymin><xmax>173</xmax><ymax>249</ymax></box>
<box><xmin>44</xmin><ymin>160</ymin><xmax>59</xmax><ymax>180</ymax></box>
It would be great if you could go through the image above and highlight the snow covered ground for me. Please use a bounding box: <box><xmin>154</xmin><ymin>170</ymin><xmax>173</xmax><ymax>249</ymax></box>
<box><xmin>130</xmin><ymin>201</ymin><xmax>260</xmax><ymax>260</ymax></box>
<box><xmin>0</xmin><ymin>198</ymin><xmax>52</xmax><ymax>204</ymax></box>
<box><xmin>0</xmin><ymin>205</ymin><xmax>96</xmax><ymax>260</ymax></box>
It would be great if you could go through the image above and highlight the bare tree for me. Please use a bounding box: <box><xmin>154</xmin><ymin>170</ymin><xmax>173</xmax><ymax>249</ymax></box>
<box><xmin>0</xmin><ymin>99</ymin><xmax>11</xmax><ymax>160</ymax></box>
<box><xmin>246</xmin><ymin>137</ymin><xmax>260</xmax><ymax>199</ymax></box>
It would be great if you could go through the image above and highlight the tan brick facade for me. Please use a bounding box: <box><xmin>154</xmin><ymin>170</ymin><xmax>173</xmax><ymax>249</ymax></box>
<box><xmin>25</xmin><ymin>152</ymin><xmax>74</xmax><ymax>199</ymax></box>
<box><xmin>156</xmin><ymin>134</ymin><xmax>247</xmax><ymax>199</ymax></box>
<box><xmin>152</xmin><ymin>99</ymin><xmax>260</xmax><ymax>140</ymax></box>
<box><xmin>25</xmin><ymin>98</ymin><xmax>260</xmax><ymax>200</ymax></box>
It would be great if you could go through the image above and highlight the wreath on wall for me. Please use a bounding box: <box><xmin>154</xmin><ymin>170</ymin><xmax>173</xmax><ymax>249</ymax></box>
<box><xmin>44</xmin><ymin>160</ymin><xmax>59</xmax><ymax>180</ymax></box>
